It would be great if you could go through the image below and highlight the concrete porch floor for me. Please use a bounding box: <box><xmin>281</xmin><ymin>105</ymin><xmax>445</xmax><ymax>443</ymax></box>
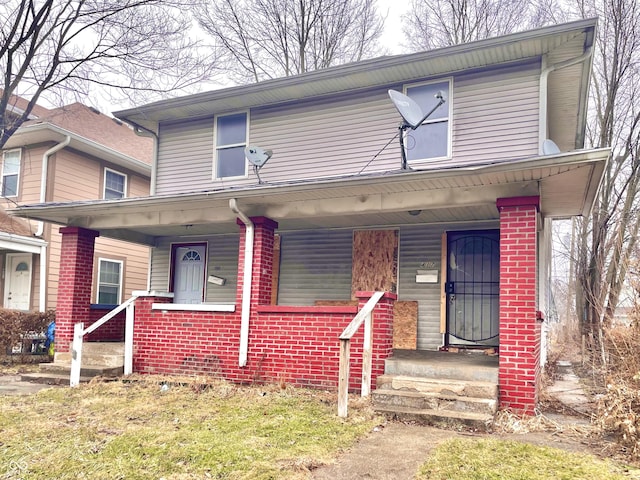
<box><xmin>385</xmin><ymin>349</ymin><xmax>499</xmax><ymax>383</ymax></box>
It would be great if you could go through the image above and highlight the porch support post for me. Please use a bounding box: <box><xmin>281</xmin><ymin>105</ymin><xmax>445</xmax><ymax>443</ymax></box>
<box><xmin>235</xmin><ymin>216</ymin><xmax>278</xmax><ymax>366</ymax></box>
<box><xmin>56</xmin><ymin>227</ymin><xmax>99</xmax><ymax>357</ymax></box>
<box><xmin>236</xmin><ymin>216</ymin><xmax>279</xmax><ymax>307</ymax></box>
<box><xmin>496</xmin><ymin>196</ymin><xmax>541</xmax><ymax>414</ymax></box>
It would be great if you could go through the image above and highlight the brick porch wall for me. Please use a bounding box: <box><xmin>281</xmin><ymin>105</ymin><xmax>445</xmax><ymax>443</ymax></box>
<box><xmin>56</xmin><ymin>227</ymin><xmax>99</xmax><ymax>354</ymax></box>
<box><xmin>85</xmin><ymin>307</ymin><xmax>126</xmax><ymax>342</ymax></box>
<box><xmin>497</xmin><ymin>196</ymin><xmax>541</xmax><ymax>413</ymax></box>
<box><xmin>132</xmin><ymin>292</ymin><xmax>394</xmax><ymax>391</ymax></box>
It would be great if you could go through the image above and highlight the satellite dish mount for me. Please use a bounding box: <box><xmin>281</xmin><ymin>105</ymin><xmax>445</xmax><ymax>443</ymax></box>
<box><xmin>245</xmin><ymin>146</ymin><xmax>273</xmax><ymax>184</ymax></box>
<box><xmin>388</xmin><ymin>89</ymin><xmax>446</xmax><ymax>170</ymax></box>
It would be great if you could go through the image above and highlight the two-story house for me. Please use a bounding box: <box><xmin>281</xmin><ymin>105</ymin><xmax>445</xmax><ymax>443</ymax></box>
<box><xmin>11</xmin><ymin>19</ymin><xmax>609</xmax><ymax>418</ymax></box>
<box><xmin>1</xmin><ymin>98</ymin><xmax>152</xmax><ymax>321</ymax></box>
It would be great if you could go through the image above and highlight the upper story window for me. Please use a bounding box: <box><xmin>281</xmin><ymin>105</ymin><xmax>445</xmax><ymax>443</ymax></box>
<box><xmin>1</xmin><ymin>149</ymin><xmax>21</xmax><ymax>197</ymax></box>
<box><xmin>104</xmin><ymin>168</ymin><xmax>127</xmax><ymax>199</ymax></box>
<box><xmin>405</xmin><ymin>79</ymin><xmax>452</xmax><ymax>163</ymax></box>
<box><xmin>214</xmin><ymin>112</ymin><xmax>248</xmax><ymax>179</ymax></box>
<box><xmin>97</xmin><ymin>258</ymin><xmax>123</xmax><ymax>304</ymax></box>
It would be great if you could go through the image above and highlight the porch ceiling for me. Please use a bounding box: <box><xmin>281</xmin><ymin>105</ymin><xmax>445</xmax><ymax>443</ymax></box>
<box><xmin>9</xmin><ymin>149</ymin><xmax>609</xmax><ymax>246</ymax></box>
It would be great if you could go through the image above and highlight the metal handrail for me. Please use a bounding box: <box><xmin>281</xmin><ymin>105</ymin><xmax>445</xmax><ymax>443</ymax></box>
<box><xmin>70</xmin><ymin>295</ymin><xmax>138</xmax><ymax>386</ymax></box>
<box><xmin>337</xmin><ymin>291</ymin><xmax>385</xmax><ymax>417</ymax></box>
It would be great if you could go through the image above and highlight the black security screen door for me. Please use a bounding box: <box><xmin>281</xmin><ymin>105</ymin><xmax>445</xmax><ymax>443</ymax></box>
<box><xmin>446</xmin><ymin>230</ymin><xmax>500</xmax><ymax>347</ymax></box>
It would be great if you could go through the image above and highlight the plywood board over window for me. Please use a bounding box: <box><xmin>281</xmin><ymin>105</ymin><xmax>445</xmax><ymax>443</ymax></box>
<box><xmin>393</xmin><ymin>301</ymin><xmax>418</xmax><ymax>349</ymax></box>
<box><xmin>351</xmin><ymin>230</ymin><xmax>398</xmax><ymax>299</ymax></box>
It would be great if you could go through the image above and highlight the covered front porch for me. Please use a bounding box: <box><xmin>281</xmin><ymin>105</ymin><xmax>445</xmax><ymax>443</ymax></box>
<box><xmin>9</xmin><ymin>150</ymin><xmax>608</xmax><ymax>414</ymax></box>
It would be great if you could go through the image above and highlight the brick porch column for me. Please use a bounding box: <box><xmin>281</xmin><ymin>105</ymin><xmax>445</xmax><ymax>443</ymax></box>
<box><xmin>356</xmin><ymin>291</ymin><xmax>396</xmax><ymax>391</ymax></box>
<box><xmin>236</xmin><ymin>216</ymin><xmax>279</xmax><ymax>307</ymax></box>
<box><xmin>496</xmin><ymin>196</ymin><xmax>541</xmax><ymax>414</ymax></box>
<box><xmin>56</xmin><ymin>227</ymin><xmax>99</xmax><ymax>355</ymax></box>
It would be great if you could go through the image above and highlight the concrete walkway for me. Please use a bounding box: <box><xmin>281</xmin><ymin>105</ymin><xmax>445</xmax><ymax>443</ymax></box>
<box><xmin>0</xmin><ymin>374</ymin><xmax>59</xmax><ymax>395</ymax></box>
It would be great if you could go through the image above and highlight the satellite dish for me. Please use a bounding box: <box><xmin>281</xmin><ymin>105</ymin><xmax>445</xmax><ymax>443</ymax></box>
<box><xmin>388</xmin><ymin>89</ymin><xmax>447</xmax><ymax>169</ymax></box>
<box><xmin>245</xmin><ymin>146</ymin><xmax>272</xmax><ymax>184</ymax></box>
<box><xmin>542</xmin><ymin>139</ymin><xmax>561</xmax><ymax>155</ymax></box>
<box><xmin>245</xmin><ymin>146</ymin><xmax>272</xmax><ymax>167</ymax></box>
<box><xmin>388</xmin><ymin>90</ymin><xmax>425</xmax><ymax>129</ymax></box>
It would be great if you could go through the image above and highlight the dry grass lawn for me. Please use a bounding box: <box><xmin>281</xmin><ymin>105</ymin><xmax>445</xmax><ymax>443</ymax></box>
<box><xmin>0</xmin><ymin>376</ymin><xmax>378</xmax><ymax>479</ymax></box>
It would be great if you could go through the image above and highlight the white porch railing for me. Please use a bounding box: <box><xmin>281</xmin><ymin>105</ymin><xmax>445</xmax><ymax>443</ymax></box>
<box><xmin>70</xmin><ymin>295</ymin><xmax>137</xmax><ymax>387</ymax></box>
<box><xmin>337</xmin><ymin>291</ymin><xmax>385</xmax><ymax>418</ymax></box>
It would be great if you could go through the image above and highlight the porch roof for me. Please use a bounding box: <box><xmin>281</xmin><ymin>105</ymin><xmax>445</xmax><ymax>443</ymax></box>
<box><xmin>9</xmin><ymin>148</ymin><xmax>609</xmax><ymax>246</ymax></box>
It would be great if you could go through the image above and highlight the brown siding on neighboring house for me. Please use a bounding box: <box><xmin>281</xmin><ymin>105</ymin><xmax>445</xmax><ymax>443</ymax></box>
<box><xmin>42</xmin><ymin>150</ymin><xmax>150</xmax><ymax>309</ymax></box>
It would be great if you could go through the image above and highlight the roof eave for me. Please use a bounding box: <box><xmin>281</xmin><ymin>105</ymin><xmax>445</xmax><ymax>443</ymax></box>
<box><xmin>5</xmin><ymin>123</ymin><xmax>152</xmax><ymax>177</ymax></box>
<box><xmin>114</xmin><ymin>18</ymin><xmax>598</xmax><ymax>130</ymax></box>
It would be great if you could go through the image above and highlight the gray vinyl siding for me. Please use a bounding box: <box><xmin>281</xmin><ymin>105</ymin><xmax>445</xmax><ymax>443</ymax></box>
<box><xmin>277</xmin><ymin>229</ymin><xmax>353</xmax><ymax>305</ymax></box>
<box><xmin>154</xmin><ymin>62</ymin><xmax>541</xmax><ymax>196</ymax></box>
<box><xmin>156</xmin><ymin>118</ymin><xmax>214</xmax><ymax>195</ymax></box>
<box><xmin>150</xmin><ymin>235</ymin><xmax>239</xmax><ymax>303</ymax></box>
<box><xmin>276</xmin><ymin>222</ymin><xmax>499</xmax><ymax>349</ymax></box>
<box><xmin>397</xmin><ymin>221</ymin><xmax>498</xmax><ymax>350</ymax></box>
<box><xmin>450</xmin><ymin>61</ymin><xmax>540</xmax><ymax>167</ymax></box>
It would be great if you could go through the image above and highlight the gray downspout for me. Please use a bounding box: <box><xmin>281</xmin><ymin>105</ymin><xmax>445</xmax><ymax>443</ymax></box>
<box><xmin>127</xmin><ymin>122</ymin><xmax>159</xmax><ymax>195</ymax></box>
<box><xmin>538</xmin><ymin>47</ymin><xmax>593</xmax><ymax>154</ymax></box>
<box><xmin>36</xmin><ymin>136</ymin><xmax>70</xmax><ymax>311</ymax></box>
<box><xmin>229</xmin><ymin>198</ymin><xmax>254</xmax><ymax>367</ymax></box>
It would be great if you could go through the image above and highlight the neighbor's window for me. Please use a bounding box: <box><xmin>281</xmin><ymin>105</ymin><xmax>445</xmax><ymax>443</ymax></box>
<box><xmin>214</xmin><ymin>112</ymin><xmax>248</xmax><ymax>179</ymax></box>
<box><xmin>97</xmin><ymin>259</ymin><xmax>123</xmax><ymax>304</ymax></box>
<box><xmin>104</xmin><ymin>168</ymin><xmax>127</xmax><ymax>199</ymax></box>
<box><xmin>405</xmin><ymin>79</ymin><xmax>452</xmax><ymax>162</ymax></box>
<box><xmin>1</xmin><ymin>149</ymin><xmax>21</xmax><ymax>197</ymax></box>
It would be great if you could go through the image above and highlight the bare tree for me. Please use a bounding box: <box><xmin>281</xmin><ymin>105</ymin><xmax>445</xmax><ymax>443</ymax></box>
<box><xmin>569</xmin><ymin>0</ymin><xmax>640</xmax><ymax>352</ymax></box>
<box><xmin>0</xmin><ymin>0</ymin><xmax>218</xmax><ymax>149</ymax></box>
<box><xmin>401</xmin><ymin>0</ymin><xmax>553</xmax><ymax>50</ymax></box>
<box><xmin>194</xmin><ymin>0</ymin><xmax>384</xmax><ymax>84</ymax></box>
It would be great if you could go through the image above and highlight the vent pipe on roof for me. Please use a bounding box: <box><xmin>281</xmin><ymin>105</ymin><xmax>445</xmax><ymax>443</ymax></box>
<box><xmin>229</xmin><ymin>198</ymin><xmax>254</xmax><ymax>367</ymax></box>
<box><xmin>538</xmin><ymin>47</ymin><xmax>593</xmax><ymax>154</ymax></box>
<box><xmin>36</xmin><ymin>135</ymin><xmax>71</xmax><ymax>236</ymax></box>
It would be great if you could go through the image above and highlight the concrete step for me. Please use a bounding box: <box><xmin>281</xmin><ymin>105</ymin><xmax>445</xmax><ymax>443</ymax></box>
<box><xmin>372</xmin><ymin>389</ymin><xmax>497</xmax><ymax>415</ymax></box>
<box><xmin>55</xmin><ymin>342</ymin><xmax>124</xmax><ymax>367</ymax></box>
<box><xmin>374</xmin><ymin>405</ymin><xmax>494</xmax><ymax>431</ymax></box>
<box><xmin>38</xmin><ymin>362</ymin><xmax>123</xmax><ymax>377</ymax></box>
<box><xmin>384</xmin><ymin>355</ymin><xmax>498</xmax><ymax>383</ymax></box>
<box><xmin>376</xmin><ymin>374</ymin><xmax>498</xmax><ymax>399</ymax></box>
<box><xmin>20</xmin><ymin>372</ymin><xmax>94</xmax><ymax>385</ymax></box>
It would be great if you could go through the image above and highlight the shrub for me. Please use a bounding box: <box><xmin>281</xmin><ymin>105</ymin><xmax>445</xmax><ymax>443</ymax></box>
<box><xmin>597</xmin><ymin>325</ymin><xmax>640</xmax><ymax>457</ymax></box>
<box><xmin>0</xmin><ymin>309</ymin><xmax>55</xmax><ymax>356</ymax></box>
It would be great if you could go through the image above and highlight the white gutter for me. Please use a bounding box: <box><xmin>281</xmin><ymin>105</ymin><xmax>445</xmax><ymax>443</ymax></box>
<box><xmin>538</xmin><ymin>47</ymin><xmax>593</xmax><ymax>154</ymax></box>
<box><xmin>36</xmin><ymin>136</ymin><xmax>71</xmax><ymax>236</ymax></box>
<box><xmin>35</xmin><ymin>136</ymin><xmax>70</xmax><ymax>311</ymax></box>
<box><xmin>229</xmin><ymin>198</ymin><xmax>254</xmax><ymax>367</ymax></box>
<box><xmin>38</xmin><ymin>245</ymin><xmax>46</xmax><ymax>311</ymax></box>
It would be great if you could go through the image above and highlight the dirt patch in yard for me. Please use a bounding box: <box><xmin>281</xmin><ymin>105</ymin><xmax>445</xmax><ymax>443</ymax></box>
<box><xmin>309</xmin><ymin>416</ymin><xmax>611</xmax><ymax>480</ymax></box>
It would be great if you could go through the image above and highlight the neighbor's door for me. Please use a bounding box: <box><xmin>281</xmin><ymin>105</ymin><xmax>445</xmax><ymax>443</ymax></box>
<box><xmin>172</xmin><ymin>245</ymin><xmax>206</xmax><ymax>304</ymax></box>
<box><xmin>4</xmin><ymin>253</ymin><xmax>32</xmax><ymax>310</ymax></box>
<box><xmin>445</xmin><ymin>230</ymin><xmax>499</xmax><ymax>347</ymax></box>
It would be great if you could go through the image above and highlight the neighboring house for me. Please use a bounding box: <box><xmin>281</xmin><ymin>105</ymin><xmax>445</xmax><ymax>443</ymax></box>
<box><xmin>1</xmin><ymin>98</ymin><xmax>152</xmax><ymax>317</ymax></box>
<box><xmin>11</xmin><ymin>19</ymin><xmax>609</xmax><ymax>414</ymax></box>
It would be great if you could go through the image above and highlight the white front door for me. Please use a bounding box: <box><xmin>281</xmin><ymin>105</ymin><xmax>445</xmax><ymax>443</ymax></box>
<box><xmin>173</xmin><ymin>245</ymin><xmax>206</xmax><ymax>304</ymax></box>
<box><xmin>4</xmin><ymin>253</ymin><xmax>32</xmax><ymax>310</ymax></box>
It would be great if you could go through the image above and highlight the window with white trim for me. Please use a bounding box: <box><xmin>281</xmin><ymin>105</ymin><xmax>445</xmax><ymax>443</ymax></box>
<box><xmin>405</xmin><ymin>79</ymin><xmax>452</xmax><ymax>162</ymax></box>
<box><xmin>214</xmin><ymin>112</ymin><xmax>248</xmax><ymax>179</ymax></box>
<box><xmin>104</xmin><ymin>168</ymin><xmax>127</xmax><ymax>199</ymax></box>
<box><xmin>1</xmin><ymin>149</ymin><xmax>21</xmax><ymax>197</ymax></box>
<box><xmin>97</xmin><ymin>258</ymin><xmax>123</xmax><ymax>304</ymax></box>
